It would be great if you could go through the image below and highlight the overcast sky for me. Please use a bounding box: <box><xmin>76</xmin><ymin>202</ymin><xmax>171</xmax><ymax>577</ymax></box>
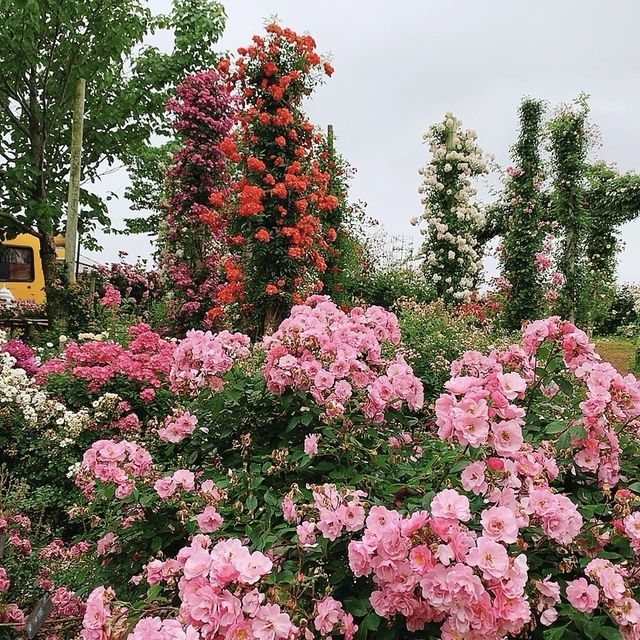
<box><xmin>86</xmin><ymin>0</ymin><xmax>640</xmax><ymax>283</ymax></box>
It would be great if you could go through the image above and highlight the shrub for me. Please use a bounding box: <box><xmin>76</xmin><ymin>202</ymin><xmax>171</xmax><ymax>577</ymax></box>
<box><xmin>395</xmin><ymin>298</ymin><xmax>511</xmax><ymax>402</ymax></box>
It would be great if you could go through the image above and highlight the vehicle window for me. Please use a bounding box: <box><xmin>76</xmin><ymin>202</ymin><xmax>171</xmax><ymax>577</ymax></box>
<box><xmin>0</xmin><ymin>246</ymin><xmax>35</xmax><ymax>282</ymax></box>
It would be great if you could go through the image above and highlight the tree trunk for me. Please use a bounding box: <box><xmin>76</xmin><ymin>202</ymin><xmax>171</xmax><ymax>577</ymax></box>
<box><xmin>39</xmin><ymin>231</ymin><xmax>62</xmax><ymax>323</ymax></box>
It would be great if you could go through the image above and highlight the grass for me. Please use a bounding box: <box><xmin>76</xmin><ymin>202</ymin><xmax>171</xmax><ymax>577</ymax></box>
<box><xmin>594</xmin><ymin>336</ymin><xmax>637</xmax><ymax>374</ymax></box>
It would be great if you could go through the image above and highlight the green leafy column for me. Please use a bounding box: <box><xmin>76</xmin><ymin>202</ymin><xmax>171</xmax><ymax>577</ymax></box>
<box><xmin>502</xmin><ymin>98</ymin><xmax>546</xmax><ymax>330</ymax></box>
<box><xmin>583</xmin><ymin>162</ymin><xmax>640</xmax><ymax>330</ymax></box>
<box><xmin>548</xmin><ymin>99</ymin><xmax>590</xmax><ymax>325</ymax></box>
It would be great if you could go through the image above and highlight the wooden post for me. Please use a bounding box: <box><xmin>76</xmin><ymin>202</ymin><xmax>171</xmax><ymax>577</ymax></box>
<box><xmin>327</xmin><ymin>124</ymin><xmax>334</xmax><ymax>153</ymax></box>
<box><xmin>65</xmin><ymin>77</ymin><xmax>86</xmax><ymax>284</ymax></box>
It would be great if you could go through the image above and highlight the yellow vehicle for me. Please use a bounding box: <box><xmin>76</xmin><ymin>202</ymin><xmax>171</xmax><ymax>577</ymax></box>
<box><xmin>0</xmin><ymin>234</ymin><xmax>65</xmax><ymax>303</ymax></box>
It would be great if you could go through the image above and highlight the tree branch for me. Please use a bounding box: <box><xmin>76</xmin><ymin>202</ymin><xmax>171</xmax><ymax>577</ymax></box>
<box><xmin>0</xmin><ymin>210</ymin><xmax>42</xmax><ymax>239</ymax></box>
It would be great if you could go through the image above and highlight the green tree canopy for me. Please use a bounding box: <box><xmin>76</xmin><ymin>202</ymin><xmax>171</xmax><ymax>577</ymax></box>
<box><xmin>0</xmin><ymin>0</ymin><xmax>226</xmax><ymax>303</ymax></box>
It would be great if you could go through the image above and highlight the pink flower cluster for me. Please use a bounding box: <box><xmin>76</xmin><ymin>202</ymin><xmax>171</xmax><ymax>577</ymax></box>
<box><xmin>138</xmin><ymin>535</ymin><xmax>301</xmax><ymax>640</ymax></box>
<box><xmin>525</xmin><ymin>317</ymin><xmax>640</xmax><ymax>486</ymax></box>
<box><xmin>435</xmin><ymin>348</ymin><xmax>530</xmax><ymax>454</ymax></box>
<box><xmin>436</xmin><ymin>317</ymin><xmax>640</xmax><ymax>488</ymax></box>
<box><xmin>584</xmin><ymin>559</ymin><xmax>640</xmax><ymax>637</ymax></box>
<box><xmin>154</xmin><ymin>474</ymin><xmax>224</xmax><ymax>534</ymax></box>
<box><xmin>347</xmin><ymin>496</ymin><xmax>533</xmax><ymax>638</ymax></box>
<box><xmin>0</xmin><ymin>567</ymin><xmax>10</xmax><ymax>592</ymax></box>
<box><xmin>128</xmin><ymin>617</ymin><xmax>200</xmax><ymax>640</ymax></box>
<box><xmin>264</xmin><ymin>296</ymin><xmax>424</xmax><ymax>422</ymax></box>
<box><xmin>154</xmin><ymin>469</ymin><xmax>196</xmax><ymax>499</ymax></box>
<box><xmin>623</xmin><ymin>512</ymin><xmax>640</xmax><ymax>554</ymax></box>
<box><xmin>76</xmin><ymin>439</ymin><xmax>153</xmax><ymax>500</ymax></box>
<box><xmin>1</xmin><ymin>513</ymin><xmax>32</xmax><ymax>556</ymax></box>
<box><xmin>38</xmin><ymin>323</ymin><xmax>175</xmax><ymax>395</ymax></box>
<box><xmin>97</xmin><ymin>259</ymin><xmax>161</xmax><ymax>308</ymax></box>
<box><xmin>314</xmin><ymin>596</ymin><xmax>358</xmax><ymax>639</ymax></box>
<box><xmin>534</xmin><ymin>251</ymin><xmax>551</xmax><ymax>273</ymax></box>
<box><xmin>170</xmin><ymin>329</ymin><xmax>251</xmax><ymax>395</ymax></box>
<box><xmin>158</xmin><ymin>410</ymin><xmax>198</xmax><ymax>443</ymax></box>
<box><xmin>286</xmin><ymin>484</ymin><xmax>367</xmax><ymax>547</ymax></box>
<box><xmin>81</xmin><ymin>586</ymin><xmax>123</xmax><ymax>640</ymax></box>
<box><xmin>50</xmin><ymin>585</ymin><xmax>86</xmax><ymax>621</ymax></box>
<box><xmin>100</xmin><ymin>284</ymin><xmax>122</xmax><ymax>309</ymax></box>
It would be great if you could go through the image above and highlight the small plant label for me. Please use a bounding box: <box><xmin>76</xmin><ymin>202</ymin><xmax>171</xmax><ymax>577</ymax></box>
<box><xmin>24</xmin><ymin>594</ymin><xmax>54</xmax><ymax>639</ymax></box>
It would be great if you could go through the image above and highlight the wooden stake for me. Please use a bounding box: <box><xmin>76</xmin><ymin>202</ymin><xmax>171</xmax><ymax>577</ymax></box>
<box><xmin>65</xmin><ymin>77</ymin><xmax>86</xmax><ymax>284</ymax></box>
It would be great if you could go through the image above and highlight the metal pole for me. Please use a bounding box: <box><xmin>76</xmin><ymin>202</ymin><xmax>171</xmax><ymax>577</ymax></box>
<box><xmin>65</xmin><ymin>77</ymin><xmax>86</xmax><ymax>284</ymax></box>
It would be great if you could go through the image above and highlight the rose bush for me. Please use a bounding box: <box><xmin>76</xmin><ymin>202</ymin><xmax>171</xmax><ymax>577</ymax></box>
<box><xmin>2</xmin><ymin>298</ymin><xmax>640</xmax><ymax>640</ymax></box>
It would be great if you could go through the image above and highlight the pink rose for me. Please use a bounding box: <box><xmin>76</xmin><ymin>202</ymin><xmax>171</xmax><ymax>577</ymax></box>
<box><xmin>304</xmin><ymin>433</ymin><xmax>320</xmax><ymax>457</ymax></box>
<box><xmin>566</xmin><ymin>578</ymin><xmax>599</xmax><ymax>613</ymax></box>
<box><xmin>430</xmin><ymin>489</ymin><xmax>471</xmax><ymax>522</ymax></box>
<box><xmin>195</xmin><ymin>506</ymin><xmax>223</xmax><ymax>533</ymax></box>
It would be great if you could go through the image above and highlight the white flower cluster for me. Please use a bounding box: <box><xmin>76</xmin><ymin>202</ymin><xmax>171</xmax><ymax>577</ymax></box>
<box><xmin>77</xmin><ymin>331</ymin><xmax>109</xmax><ymax>342</ymax></box>
<box><xmin>415</xmin><ymin>113</ymin><xmax>489</xmax><ymax>302</ymax></box>
<box><xmin>91</xmin><ymin>392</ymin><xmax>122</xmax><ymax>423</ymax></box>
<box><xmin>0</xmin><ymin>351</ymin><xmax>90</xmax><ymax>443</ymax></box>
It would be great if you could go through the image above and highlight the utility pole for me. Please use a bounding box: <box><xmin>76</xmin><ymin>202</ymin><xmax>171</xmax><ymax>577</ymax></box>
<box><xmin>65</xmin><ymin>77</ymin><xmax>86</xmax><ymax>284</ymax></box>
<box><xmin>327</xmin><ymin>123</ymin><xmax>334</xmax><ymax>153</ymax></box>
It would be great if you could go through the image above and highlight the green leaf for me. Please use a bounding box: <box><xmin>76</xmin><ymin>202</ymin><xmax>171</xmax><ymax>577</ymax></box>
<box><xmin>545</xmin><ymin>421</ymin><xmax>567</xmax><ymax>434</ymax></box>
<box><xmin>554</xmin><ymin>376</ymin><xmax>574</xmax><ymax>397</ymax></box>
<box><xmin>543</xmin><ymin>625</ymin><xmax>568</xmax><ymax>640</ymax></box>
<box><xmin>245</xmin><ymin>495</ymin><xmax>258</xmax><ymax>512</ymax></box>
<box><xmin>599</xmin><ymin>626</ymin><xmax>623</xmax><ymax>640</ymax></box>
<box><xmin>363</xmin><ymin>613</ymin><xmax>380</xmax><ymax>631</ymax></box>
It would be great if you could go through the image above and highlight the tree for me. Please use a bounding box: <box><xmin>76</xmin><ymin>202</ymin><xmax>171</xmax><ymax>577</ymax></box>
<box><xmin>416</xmin><ymin>113</ymin><xmax>489</xmax><ymax>304</ymax></box>
<box><xmin>0</xmin><ymin>0</ymin><xmax>226</xmax><ymax>316</ymax></box>
<box><xmin>501</xmin><ymin>98</ymin><xmax>547</xmax><ymax>330</ymax></box>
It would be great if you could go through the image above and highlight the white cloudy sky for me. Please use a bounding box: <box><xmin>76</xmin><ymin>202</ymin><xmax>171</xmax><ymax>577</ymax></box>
<box><xmin>87</xmin><ymin>0</ymin><xmax>640</xmax><ymax>283</ymax></box>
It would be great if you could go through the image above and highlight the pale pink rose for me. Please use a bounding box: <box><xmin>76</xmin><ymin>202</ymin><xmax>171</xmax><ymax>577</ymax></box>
<box><xmin>154</xmin><ymin>477</ymin><xmax>176</xmax><ymax>499</ymax></box>
<box><xmin>535</xmin><ymin>576</ymin><xmax>561</xmax><ymax>604</ymax></box>
<box><xmin>182</xmin><ymin>543</ymin><xmax>213</xmax><ymax>580</ymax></box>
<box><xmin>497</xmin><ymin>372</ymin><xmax>527</xmax><ymax>400</ymax></box>
<box><xmin>566</xmin><ymin>578</ymin><xmax>599</xmax><ymax>613</ymax></box>
<box><xmin>196</xmin><ymin>506</ymin><xmax>223</xmax><ymax>533</ymax></box>
<box><xmin>172</xmin><ymin>469</ymin><xmax>195</xmax><ymax>491</ymax></box>
<box><xmin>348</xmin><ymin>540</ymin><xmax>374</xmax><ymax>577</ymax></box>
<box><xmin>282</xmin><ymin>496</ymin><xmax>299</xmax><ymax>524</ymax></box>
<box><xmin>341</xmin><ymin>612</ymin><xmax>358</xmax><ymax>640</ymax></box>
<box><xmin>236</xmin><ymin>550</ymin><xmax>273</xmax><ymax>585</ymax></box>
<box><xmin>304</xmin><ymin>433</ymin><xmax>320</xmax><ymax>457</ymax></box>
<box><xmin>491</xmin><ymin>420</ymin><xmax>524</xmax><ymax>456</ymax></box>
<box><xmin>316</xmin><ymin>508</ymin><xmax>344</xmax><ymax>541</ymax></box>
<box><xmin>461</xmin><ymin>461</ymin><xmax>488</xmax><ymax>495</ymax></box>
<box><xmin>252</xmin><ymin>603</ymin><xmax>295</xmax><ymax>640</ymax></box>
<box><xmin>430</xmin><ymin>489</ymin><xmax>471</xmax><ymax>522</ymax></box>
<box><xmin>480</xmin><ymin>505</ymin><xmax>519</xmax><ymax>543</ymax></box>
<box><xmin>314</xmin><ymin>597</ymin><xmax>344</xmax><ymax>634</ymax></box>
<box><xmin>296</xmin><ymin>521</ymin><xmax>317</xmax><ymax>548</ymax></box>
<box><xmin>242</xmin><ymin>589</ymin><xmax>266</xmax><ymax>616</ymax></box>
<box><xmin>466</xmin><ymin>536</ymin><xmax>510</xmax><ymax>579</ymax></box>
<box><xmin>540</xmin><ymin>607</ymin><xmax>558</xmax><ymax>626</ymax></box>
<box><xmin>337</xmin><ymin>502</ymin><xmax>365</xmax><ymax>532</ymax></box>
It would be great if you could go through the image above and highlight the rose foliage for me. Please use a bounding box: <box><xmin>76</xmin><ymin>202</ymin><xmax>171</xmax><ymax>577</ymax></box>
<box><xmin>2</xmin><ymin>302</ymin><xmax>640</xmax><ymax>640</ymax></box>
